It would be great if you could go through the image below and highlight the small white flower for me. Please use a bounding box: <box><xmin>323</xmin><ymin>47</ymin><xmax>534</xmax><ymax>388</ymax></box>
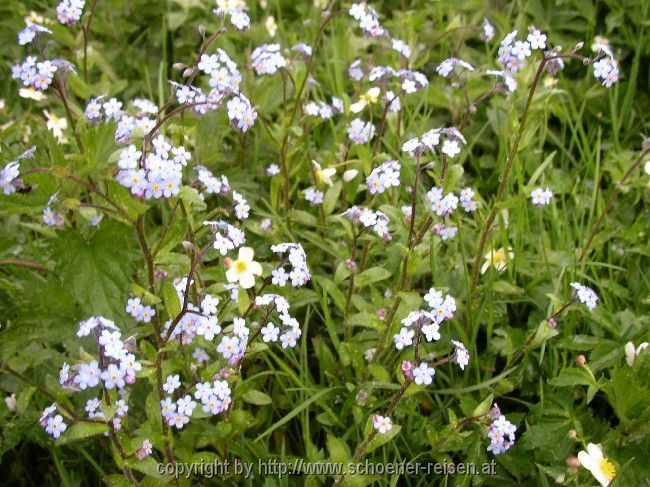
<box><xmin>261</xmin><ymin>323</ymin><xmax>279</xmax><ymax>342</ymax></box>
<box><xmin>163</xmin><ymin>374</ymin><xmax>181</xmax><ymax>394</ymax></box>
<box><xmin>372</xmin><ymin>415</ymin><xmax>393</xmax><ymax>434</ymax></box>
<box><xmin>413</xmin><ymin>362</ymin><xmax>435</xmax><ymax>385</ymax></box>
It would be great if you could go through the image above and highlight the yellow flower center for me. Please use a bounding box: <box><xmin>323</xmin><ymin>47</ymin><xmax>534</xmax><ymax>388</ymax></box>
<box><xmin>599</xmin><ymin>458</ymin><xmax>616</xmax><ymax>480</ymax></box>
<box><xmin>235</xmin><ymin>260</ymin><xmax>248</xmax><ymax>272</ymax></box>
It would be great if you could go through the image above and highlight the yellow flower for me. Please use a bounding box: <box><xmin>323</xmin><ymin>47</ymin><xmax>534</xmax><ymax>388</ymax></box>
<box><xmin>226</xmin><ymin>247</ymin><xmax>262</xmax><ymax>289</ymax></box>
<box><xmin>481</xmin><ymin>247</ymin><xmax>514</xmax><ymax>274</ymax></box>
<box><xmin>44</xmin><ymin>110</ymin><xmax>68</xmax><ymax>144</ymax></box>
<box><xmin>578</xmin><ymin>443</ymin><xmax>616</xmax><ymax>486</ymax></box>
<box><xmin>350</xmin><ymin>87</ymin><xmax>380</xmax><ymax>113</ymax></box>
<box><xmin>312</xmin><ymin>160</ymin><xmax>336</xmax><ymax>186</ymax></box>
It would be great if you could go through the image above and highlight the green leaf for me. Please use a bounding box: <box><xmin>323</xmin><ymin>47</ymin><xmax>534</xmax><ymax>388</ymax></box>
<box><xmin>49</xmin><ymin>221</ymin><xmax>137</xmax><ymax>319</ymax></box>
<box><xmin>471</xmin><ymin>393</ymin><xmax>494</xmax><ymax>417</ymax></box>
<box><xmin>323</xmin><ymin>181</ymin><xmax>343</xmax><ymax>215</ymax></box>
<box><xmin>548</xmin><ymin>367</ymin><xmax>597</xmax><ymax>388</ymax></box>
<box><xmin>57</xmin><ymin>422</ymin><xmax>109</xmax><ymax>445</ymax></box>
<box><xmin>242</xmin><ymin>390</ymin><xmax>272</xmax><ymax>405</ymax></box>
<box><xmin>354</xmin><ymin>267</ymin><xmax>391</xmax><ymax>288</ymax></box>
<box><xmin>178</xmin><ymin>186</ymin><xmax>207</xmax><ymax>211</ymax></box>
<box><xmin>238</xmin><ymin>287</ymin><xmax>250</xmax><ymax>315</ymax></box>
<box><xmin>327</xmin><ymin>434</ymin><xmax>350</xmax><ymax>463</ymax></box>
<box><xmin>107</xmin><ymin>180</ymin><xmax>149</xmax><ymax>220</ymax></box>
<box><xmin>162</xmin><ymin>280</ymin><xmax>181</xmax><ymax>318</ymax></box>
<box><xmin>125</xmin><ymin>457</ymin><xmax>164</xmax><ymax>478</ymax></box>
<box><xmin>81</xmin><ymin>121</ymin><xmax>118</xmax><ymax>175</ymax></box>
<box><xmin>366</xmin><ymin>422</ymin><xmax>401</xmax><ymax>453</ymax></box>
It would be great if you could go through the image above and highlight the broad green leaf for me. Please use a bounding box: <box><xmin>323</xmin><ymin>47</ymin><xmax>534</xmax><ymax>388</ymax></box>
<box><xmin>354</xmin><ymin>267</ymin><xmax>391</xmax><ymax>288</ymax></box>
<box><xmin>57</xmin><ymin>422</ymin><xmax>109</xmax><ymax>445</ymax></box>
<box><xmin>49</xmin><ymin>221</ymin><xmax>137</xmax><ymax>320</ymax></box>
<box><xmin>242</xmin><ymin>390</ymin><xmax>272</xmax><ymax>405</ymax></box>
<box><xmin>162</xmin><ymin>280</ymin><xmax>181</xmax><ymax>318</ymax></box>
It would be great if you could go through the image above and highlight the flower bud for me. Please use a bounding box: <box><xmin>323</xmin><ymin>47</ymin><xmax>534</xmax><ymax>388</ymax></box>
<box><xmin>575</xmin><ymin>354</ymin><xmax>587</xmax><ymax>365</ymax></box>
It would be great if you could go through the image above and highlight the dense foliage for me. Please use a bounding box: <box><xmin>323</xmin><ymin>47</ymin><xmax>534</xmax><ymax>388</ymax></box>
<box><xmin>1</xmin><ymin>0</ymin><xmax>649</xmax><ymax>485</ymax></box>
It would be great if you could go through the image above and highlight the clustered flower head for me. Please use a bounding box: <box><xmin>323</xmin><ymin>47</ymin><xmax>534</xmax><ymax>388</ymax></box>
<box><xmin>197</xmin><ymin>165</ymin><xmax>230</xmax><ymax>196</ymax></box>
<box><xmin>213</xmin><ymin>0</ymin><xmax>250</xmax><ymax>31</ymax></box>
<box><xmin>427</xmin><ymin>187</ymin><xmax>459</xmax><ymax>217</ymax></box>
<box><xmin>487</xmin><ymin>412</ymin><xmax>517</xmax><ymax>455</ymax></box>
<box><xmin>304</xmin><ymin>187</ymin><xmax>324</xmax><ymax>206</ymax></box>
<box><xmin>402</xmin><ymin>127</ymin><xmax>466</xmax><ymax>158</ymax></box>
<box><xmin>348</xmin><ymin>118</ymin><xmax>376</xmax><ymax>145</ymax></box>
<box><xmin>255</xmin><ymin>294</ymin><xmax>302</xmax><ymax>348</ymax></box>
<box><xmin>56</xmin><ymin>0</ymin><xmax>85</xmax><ymax>26</ymax></box>
<box><xmin>85</xmin><ymin>96</ymin><xmax>159</xmax><ymax>143</ymax></box>
<box><xmin>342</xmin><ymin>206</ymin><xmax>391</xmax><ymax>239</ymax></box>
<box><xmin>570</xmin><ymin>282</ymin><xmax>599</xmax><ymax>310</ymax></box>
<box><xmin>114</xmin><ymin>135</ymin><xmax>186</xmax><ymax>200</ymax></box>
<box><xmin>197</xmin><ymin>49</ymin><xmax>243</xmax><ymax>94</ymax></box>
<box><xmin>349</xmin><ymin>3</ymin><xmax>386</xmax><ymax>38</ymax></box>
<box><xmin>168</xmin><ymin>47</ymin><xmax>257</xmax><ymax>132</ymax></box>
<box><xmin>530</xmin><ymin>187</ymin><xmax>553</xmax><ymax>206</ymax></box>
<box><xmin>251</xmin><ymin>44</ymin><xmax>286</xmax><ymax>75</ymax></box>
<box><xmin>203</xmin><ymin>220</ymin><xmax>245</xmax><ymax>255</ymax></box>
<box><xmin>18</xmin><ymin>23</ymin><xmax>52</xmax><ymax>46</ymax></box>
<box><xmin>270</xmin><ymin>243</ymin><xmax>311</xmax><ymax>287</ymax></box>
<box><xmin>436</xmin><ymin>58</ymin><xmax>474</xmax><ymax>78</ymax></box>
<box><xmin>12</xmin><ymin>56</ymin><xmax>59</xmax><ymax>93</ymax></box>
<box><xmin>366</xmin><ymin>160</ymin><xmax>400</xmax><ymax>195</ymax></box>
<box><xmin>497</xmin><ymin>29</ymin><xmax>535</xmax><ymax>73</ymax></box>
<box><xmin>125</xmin><ymin>296</ymin><xmax>156</xmax><ymax>323</ymax></box>
<box><xmin>42</xmin><ymin>316</ymin><xmax>142</xmax><ymax>439</ymax></box>
<box><xmin>164</xmin><ymin>278</ymin><xmax>221</xmax><ymax>344</ymax></box>
<box><xmin>1</xmin><ymin>146</ymin><xmax>35</xmax><ymax>196</ymax></box>
<box><xmin>394</xmin><ymin>287</ymin><xmax>457</xmax><ymax>350</ymax></box>
<box><xmin>43</xmin><ymin>193</ymin><xmax>65</xmax><ymax>227</ymax></box>
<box><xmin>459</xmin><ymin>187</ymin><xmax>478</xmax><ymax>212</ymax></box>
<box><xmin>304</xmin><ymin>97</ymin><xmax>343</xmax><ymax>120</ymax></box>
<box><xmin>592</xmin><ymin>39</ymin><xmax>620</xmax><ymax>87</ymax></box>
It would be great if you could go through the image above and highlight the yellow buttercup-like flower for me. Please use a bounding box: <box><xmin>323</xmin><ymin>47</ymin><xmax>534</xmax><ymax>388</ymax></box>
<box><xmin>481</xmin><ymin>247</ymin><xmax>514</xmax><ymax>274</ymax></box>
<box><xmin>226</xmin><ymin>247</ymin><xmax>262</xmax><ymax>289</ymax></box>
<box><xmin>578</xmin><ymin>443</ymin><xmax>616</xmax><ymax>486</ymax></box>
<box><xmin>312</xmin><ymin>160</ymin><xmax>336</xmax><ymax>186</ymax></box>
<box><xmin>350</xmin><ymin>87</ymin><xmax>380</xmax><ymax>113</ymax></box>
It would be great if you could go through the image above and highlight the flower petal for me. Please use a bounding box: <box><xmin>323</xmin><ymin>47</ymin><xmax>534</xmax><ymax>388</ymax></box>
<box><xmin>240</xmin><ymin>272</ymin><xmax>255</xmax><ymax>289</ymax></box>
<box><xmin>248</xmin><ymin>261</ymin><xmax>263</xmax><ymax>276</ymax></box>
<box><xmin>238</xmin><ymin>246</ymin><xmax>254</xmax><ymax>262</ymax></box>
<box><xmin>225</xmin><ymin>268</ymin><xmax>238</xmax><ymax>283</ymax></box>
